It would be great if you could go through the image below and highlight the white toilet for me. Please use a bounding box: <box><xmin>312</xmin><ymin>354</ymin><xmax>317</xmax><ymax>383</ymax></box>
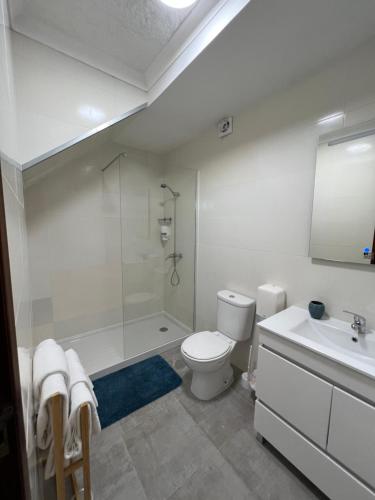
<box><xmin>181</xmin><ymin>290</ymin><xmax>255</xmax><ymax>400</ymax></box>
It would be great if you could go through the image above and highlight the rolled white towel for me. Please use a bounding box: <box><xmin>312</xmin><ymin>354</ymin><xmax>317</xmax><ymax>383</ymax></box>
<box><xmin>33</xmin><ymin>339</ymin><xmax>69</xmax><ymax>405</ymax></box>
<box><xmin>64</xmin><ymin>382</ymin><xmax>101</xmax><ymax>460</ymax></box>
<box><xmin>65</xmin><ymin>349</ymin><xmax>98</xmax><ymax>407</ymax></box>
<box><xmin>36</xmin><ymin>373</ymin><xmax>70</xmax><ymax>479</ymax></box>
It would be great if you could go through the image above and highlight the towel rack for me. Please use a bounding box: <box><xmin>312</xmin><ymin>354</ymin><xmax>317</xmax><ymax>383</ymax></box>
<box><xmin>50</xmin><ymin>394</ymin><xmax>92</xmax><ymax>500</ymax></box>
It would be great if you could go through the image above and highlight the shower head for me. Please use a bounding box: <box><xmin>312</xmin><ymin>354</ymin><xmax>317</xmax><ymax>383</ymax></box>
<box><xmin>161</xmin><ymin>183</ymin><xmax>180</xmax><ymax>197</ymax></box>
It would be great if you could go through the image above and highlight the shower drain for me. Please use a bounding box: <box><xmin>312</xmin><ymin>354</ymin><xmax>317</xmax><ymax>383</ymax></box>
<box><xmin>159</xmin><ymin>326</ymin><xmax>169</xmax><ymax>332</ymax></box>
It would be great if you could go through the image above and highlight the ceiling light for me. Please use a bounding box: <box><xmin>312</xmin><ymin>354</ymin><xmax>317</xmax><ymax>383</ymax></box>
<box><xmin>160</xmin><ymin>0</ymin><xmax>197</xmax><ymax>8</ymax></box>
<box><xmin>346</xmin><ymin>143</ymin><xmax>372</xmax><ymax>154</ymax></box>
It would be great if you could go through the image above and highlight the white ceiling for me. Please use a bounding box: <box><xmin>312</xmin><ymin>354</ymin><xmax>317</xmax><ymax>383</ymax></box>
<box><xmin>112</xmin><ymin>0</ymin><xmax>375</xmax><ymax>152</ymax></box>
<box><xmin>8</xmin><ymin>0</ymin><xmax>219</xmax><ymax>89</ymax></box>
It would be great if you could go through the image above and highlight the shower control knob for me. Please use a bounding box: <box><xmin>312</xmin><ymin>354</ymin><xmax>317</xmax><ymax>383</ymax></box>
<box><xmin>166</xmin><ymin>253</ymin><xmax>183</xmax><ymax>261</ymax></box>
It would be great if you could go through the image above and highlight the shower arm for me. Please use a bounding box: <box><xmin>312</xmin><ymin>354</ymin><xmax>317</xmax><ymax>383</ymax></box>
<box><xmin>160</xmin><ymin>183</ymin><xmax>180</xmax><ymax>198</ymax></box>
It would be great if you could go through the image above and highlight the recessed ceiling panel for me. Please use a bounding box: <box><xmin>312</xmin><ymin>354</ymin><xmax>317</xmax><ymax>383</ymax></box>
<box><xmin>8</xmin><ymin>0</ymin><xmax>217</xmax><ymax>87</ymax></box>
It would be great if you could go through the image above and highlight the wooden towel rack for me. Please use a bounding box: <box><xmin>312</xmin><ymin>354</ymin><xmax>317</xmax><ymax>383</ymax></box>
<box><xmin>50</xmin><ymin>394</ymin><xmax>91</xmax><ymax>500</ymax></box>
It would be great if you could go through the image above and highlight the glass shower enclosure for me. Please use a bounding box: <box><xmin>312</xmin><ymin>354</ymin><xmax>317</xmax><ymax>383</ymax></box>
<box><xmin>119</xmin><ymin>150</ymin><xmax>196</xmax><ymax>365</ymax></box>
<box><xmin>23</xmin><ymin>142</ymin><xmax>196</xmax><ymax>375</ymax></box>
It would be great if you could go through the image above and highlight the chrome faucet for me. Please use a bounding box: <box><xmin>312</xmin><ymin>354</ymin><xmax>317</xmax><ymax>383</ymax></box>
<box><xmin>343</xmin><ymin>310</ymin><xmax>367</xmax><ymax>335</ymax></box>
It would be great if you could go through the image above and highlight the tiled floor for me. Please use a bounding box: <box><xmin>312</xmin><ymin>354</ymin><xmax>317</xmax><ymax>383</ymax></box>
<box><xmin>89</xmin><ymin>347</ymin><xmax>328</xmax><ymax>500</ymax></box>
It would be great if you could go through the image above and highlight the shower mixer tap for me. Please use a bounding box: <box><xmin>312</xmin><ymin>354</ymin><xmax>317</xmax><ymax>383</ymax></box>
<box><xmin>166</xmin><ymin>252</ymin><xmax>183</xmax><ymax>262</ymax></box>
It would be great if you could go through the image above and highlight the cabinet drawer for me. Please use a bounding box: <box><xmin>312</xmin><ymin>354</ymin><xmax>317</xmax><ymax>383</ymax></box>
<box><xmin>254</xmin><ymin>401</ymin><xmax>375</xmax><ymax>500</ymax></box>
<box><xmin>257</xmin><ymin>346</ymin><xmax>333</xmax><ymax>448</ymax></box>
<box><xmin>328</xmin><ymin>387</ymin><xmax>375</xmax><ymax>489</ymax></box>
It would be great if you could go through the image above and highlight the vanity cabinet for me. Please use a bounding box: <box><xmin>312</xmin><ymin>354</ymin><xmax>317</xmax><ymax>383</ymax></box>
<box><xmin>328</xmin><ymin>387</ymin><xmax>375</xmax><ymax>490</ymax></box>
<box><xmin>254</xmin><ymin>402</ymin><xmax>375</xmax><ymax>500</ymax></box>
<box><xmin>255</xmin><ymin>344</ymin><xmax>375</xmax><ymax>500</ymax></box>
<box><xmin>257</xmin><ymin>347</ymin><xmax>332</xmax><ymax>448</ymax></box>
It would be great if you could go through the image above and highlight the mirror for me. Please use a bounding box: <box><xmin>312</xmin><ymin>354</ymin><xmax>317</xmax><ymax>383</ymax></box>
<box><xmin>310</xmin><ymin>122</ymin><xmax>375</xmax><ymax>265</ymax></box>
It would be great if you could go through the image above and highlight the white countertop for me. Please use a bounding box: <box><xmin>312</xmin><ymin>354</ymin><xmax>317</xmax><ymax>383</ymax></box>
<box><xmin>258</xmin><ymin>306</ymin><xmax>375</xmax><ymax>380</ymax></box>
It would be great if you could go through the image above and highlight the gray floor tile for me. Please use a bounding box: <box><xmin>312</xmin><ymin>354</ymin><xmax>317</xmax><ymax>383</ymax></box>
<box><xmin>88</xmin><ymin>347</ymin><xmax>327</xmax><ymax>500</ymax></box>
<box><xmin>198</xmin><ymin>388</ymin><xmax>255</xmax><ymax>448</ymax></box>
<box><xmin>220</xmin><ymin>428</ymin><xmax>326</xmax><ymax>500</ymax></box>
<box><xmin>168</xmin><ymin>460</ymin><xmax>257</xmax><ymax>500</ymax></box>
<box><xmin>161</xmin><ymin>346</ymin><xmax>189</xmax><ymax>378</ymax></box>
<box><xmin>174</xmin><ymin>370</ymin><xmax>234</xmax><ymax>424</ymax></box>
<box><xmin>122</xmin><ymin>396</ymin><xmax>226</xmax><ymax>500</ymax></box>
<box><xmin>90</xmin><ymin>423</ymin><xmax>147</xmax><ymax>500</ymax></box>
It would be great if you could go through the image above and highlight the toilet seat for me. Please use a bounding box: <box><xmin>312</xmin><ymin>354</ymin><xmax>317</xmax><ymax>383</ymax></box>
<box><xmin>182</xmin><ymin>331</ymin><xmax>233</xmax><ymax>361</ymax></box>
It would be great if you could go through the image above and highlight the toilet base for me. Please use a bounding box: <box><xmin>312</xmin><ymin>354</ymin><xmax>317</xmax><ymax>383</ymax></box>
<box><xmin>190</xmin><ymin>359</ymin><xmax>234</xmax><ymax>400</ymax></box>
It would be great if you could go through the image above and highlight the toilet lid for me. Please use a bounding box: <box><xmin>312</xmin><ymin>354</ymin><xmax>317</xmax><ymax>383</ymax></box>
<box><xmin>182</xmin><ymin>331</ymin><xmax>231</xmax><ymax>361</ymax></box>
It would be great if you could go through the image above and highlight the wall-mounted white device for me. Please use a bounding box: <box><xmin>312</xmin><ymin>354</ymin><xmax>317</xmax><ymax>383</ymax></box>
<box><xmin>217</xmin><ymin>116</ymin><xmax>233</xmax><ymax>138</ymax></box>
<box><xmin>158</xmin><ymin>218</ymin><xmax>172</xmax><ymax>242</ymax></box>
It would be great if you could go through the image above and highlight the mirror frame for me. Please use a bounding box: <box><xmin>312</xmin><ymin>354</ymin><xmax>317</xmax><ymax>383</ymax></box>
<box><xmin>310</xmin><ymin>118</ymin><xmax>375</xmax><ymax>265</ymax></box>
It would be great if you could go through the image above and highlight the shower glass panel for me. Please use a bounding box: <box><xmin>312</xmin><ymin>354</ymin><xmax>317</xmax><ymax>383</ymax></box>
<box><xmin>120</xmin><ymin>153</ymin><xmax>196</xmax><ymax>361</ymax></box>
<box><xmin>23</xmin><ymin>140</ymin><xmax>196</xmax><ymax>376</ymax></box>
<box><xmin>23</xmin><ymin>147</ymin><xmax>125</xmax><ymax>374</ymax></box>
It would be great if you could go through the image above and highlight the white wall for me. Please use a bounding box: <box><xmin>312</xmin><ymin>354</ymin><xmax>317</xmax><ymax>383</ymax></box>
<box><xmin>166</xmin><ymin>38</ymin><xmax>375</xmax><ymax>369</ymax></box>
<box><xmin>1</xmin><ymin>158</ymin><xmax>40</xmax><ymax>499</ymax></box>
<box><xmin>0</xmin><ymin>27</ymin><xmax>146</xmax><ymax>167</ymax></box>
<box><xmin>0</xmin><ymin>24</ymin><xmax>18</xmax><ymax>164</ymax></box>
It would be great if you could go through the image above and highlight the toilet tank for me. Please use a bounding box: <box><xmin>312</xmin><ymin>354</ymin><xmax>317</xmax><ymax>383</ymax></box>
<box><xmin>217</xmin><ymin>290</ymin><xmax>255</xmax><ymax>341</ymax></box>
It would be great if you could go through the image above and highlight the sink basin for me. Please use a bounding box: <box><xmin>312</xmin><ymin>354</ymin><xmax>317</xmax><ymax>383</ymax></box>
<box><xmin>258</xmin><ymin>306</ymin><xmax>375</xmax><ymax>379</ymax></box>
<box><xmin>291</xmin><ymin>318</ymin><xmax>375</xmax><ymax>362</ymax></box>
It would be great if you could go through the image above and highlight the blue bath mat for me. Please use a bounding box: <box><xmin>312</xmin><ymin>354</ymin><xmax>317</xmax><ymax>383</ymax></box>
<box><xmin>93</xmin><ymin>355</ymin><xmax>182</xmax><ymax>428</ymax></box>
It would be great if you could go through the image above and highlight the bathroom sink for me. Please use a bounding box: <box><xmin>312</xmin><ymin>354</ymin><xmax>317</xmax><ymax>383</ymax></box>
<box><xmin>291</xmin><ymin>319</ymin><xmax>375</xmax><ymax>361</ymax></box>
<box><xmin>258</xmin><ymin>306</ymin><xmax>375</xmax><ymax>379</ymax></box>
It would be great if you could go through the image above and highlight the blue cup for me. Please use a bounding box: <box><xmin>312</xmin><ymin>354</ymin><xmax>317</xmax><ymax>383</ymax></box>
<box><xmin>308</xmin><ymin>301</ymin><xmax>325</xmax><ymax>320</ymax></box>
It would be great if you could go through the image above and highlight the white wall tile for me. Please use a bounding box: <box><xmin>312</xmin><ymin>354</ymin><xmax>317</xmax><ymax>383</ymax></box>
<box><xmin>166</xmin><ymin>39</ymin><xmax>375</xmax><ymax>370</ymax></box>
<box><xmin>1</xmin><ymin>158</ymin><xmax>39</xmax><ymax>499</ymax></box>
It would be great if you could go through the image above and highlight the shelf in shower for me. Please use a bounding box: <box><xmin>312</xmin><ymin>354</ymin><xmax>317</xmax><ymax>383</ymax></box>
<box><xmin>124</xmin><ymin>292</ymin><xmax>156</xmax><ymax>305</ymax></box>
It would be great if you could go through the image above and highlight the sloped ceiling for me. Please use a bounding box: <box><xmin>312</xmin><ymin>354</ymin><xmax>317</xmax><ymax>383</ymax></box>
<box><xmin>112</xmin><ymin>0</ymin><xmax>375</xmax><ymax>153</ymax></box>
<box><xmin>8</xmin><ymin>0</ymin><xmax>219</xmax><ymax>89</ymax></box>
